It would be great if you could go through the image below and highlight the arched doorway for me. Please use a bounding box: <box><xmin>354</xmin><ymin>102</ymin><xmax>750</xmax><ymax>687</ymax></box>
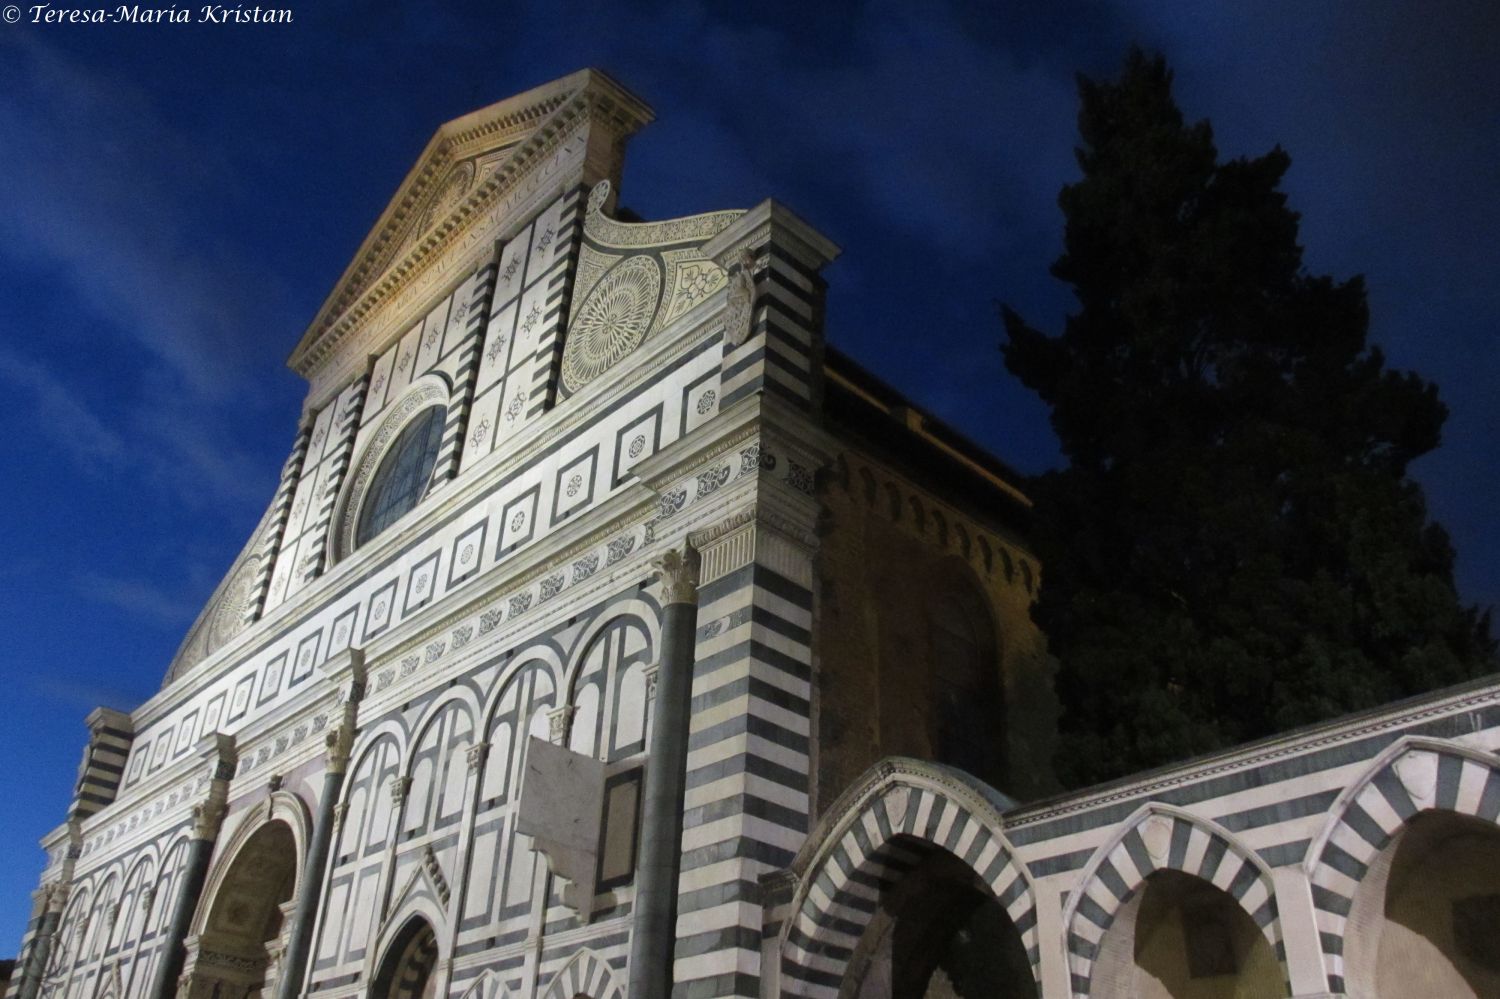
<box><xmin>1342</xmin><ymin>811</ymin><xmax>1500</xmax><ymax>998</ymax></box>
<box><xmin>371</xmin><ymin>916</ymin><xmax>439</xmax><ymax>999</ymax></box>
<box><xmin>780</xmin><ymin>762</ymin><xmax>1039</xmax><ymax>998</ymax></box>
<box><xmin>846</xmin><ymin>845</ymin><xmax>1034</xmax><ymax>998</ymax></box>
<box><xmin>185</xmin><ymin>820</ymin><xmax>297</xmax><ymax>998</ymax></box>
<box><xmin>1089</xmin><ymin>870</ymin><xmax>1282</xmax><ymax>999</ymax></box>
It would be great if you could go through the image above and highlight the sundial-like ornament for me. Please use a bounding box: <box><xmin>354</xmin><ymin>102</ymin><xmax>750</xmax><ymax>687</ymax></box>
<box><xmin>561</xmin><ymin>254</ymin><xmax>662</xmax><ymax>391</ymax></box>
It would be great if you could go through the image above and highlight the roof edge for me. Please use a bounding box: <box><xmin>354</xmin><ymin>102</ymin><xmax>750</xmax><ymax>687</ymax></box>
<box><xmin>287</xmin><ymin>69</ymin><xmax>654</xmax><ymax>377</ymax></box>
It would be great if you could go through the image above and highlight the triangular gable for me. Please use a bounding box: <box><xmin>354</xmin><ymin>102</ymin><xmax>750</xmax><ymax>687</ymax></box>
<box><xmin>287</xmin><ymin>69</ymin><xmax>653</xmax><ymax>381</ymax></box>
<box><xmin>387</xmin><ymin>844</ymin><xmax>453</xmax><ymax>922</ymax></box>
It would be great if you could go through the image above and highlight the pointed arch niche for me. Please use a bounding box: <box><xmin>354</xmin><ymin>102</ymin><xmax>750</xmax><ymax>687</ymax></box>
<box><xmin>370</xmin><ymin>914</ymin><xmax>440</xmax><ymax>999</ymax></box>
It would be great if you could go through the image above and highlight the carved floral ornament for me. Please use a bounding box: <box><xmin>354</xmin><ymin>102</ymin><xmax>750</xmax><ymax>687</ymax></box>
<box><xmin>651</xmin><ymin>545</ymin><xmax>700</xmax><ymax>605</ymax></box>
<box><xmin>408</xmin><ymin>159</ymin><xmax>477</xmax><ymax>247</ymax></box>
<box><xmin>325</xmin><ymin>722</ymin><xmax>356</xmax><ymax>773</ymax></box>
<box><xmin>191</xmin><ymin>798</ymin><xmax>227</xmax><ymax>841</ymax></box>
<box><xmin>465</xmin><ymin>741</ymin><xmax>491</xmax><ymax>773</ymax></box>
<box><xmin>583</xmin><ymin>179</ymin><xmax>742</xmax><ymax>250</ymax></box>
<box><xmin>722</xmin><ymin>247</ymin><xmax>757</xmax><ymax>348</ymax></box>
<box><xmin>561</xmin><ymin>180</ymin><xmax>747</xmax><ymax>393</ymax></box>
<box><xmin>43</xmin><ymin>881</ymin><xmax>72</xmax><ymax>913</ymax></box>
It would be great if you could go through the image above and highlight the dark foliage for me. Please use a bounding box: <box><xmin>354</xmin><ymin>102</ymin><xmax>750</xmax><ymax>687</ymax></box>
<box><xmin>1003</xmin><ymin>49</ymin><xmax>1496</xmax><ymax>788</ymax></box>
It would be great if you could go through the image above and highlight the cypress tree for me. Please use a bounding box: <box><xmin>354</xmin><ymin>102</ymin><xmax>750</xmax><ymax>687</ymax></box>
<box><xmin>1003</xmin><ymin>49</ymin><xmax>1495</xmax><ymax>787</ymax></box>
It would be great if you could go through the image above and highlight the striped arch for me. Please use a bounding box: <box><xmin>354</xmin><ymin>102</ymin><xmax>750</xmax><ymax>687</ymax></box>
<box><xmin>1064</xmin><ymin>803</ymin><xmax>1282</xmax><ymax>997</ymax></box>
<box><xmin>81</xmin><ymin>871</ymin><xmax>120</xmax><ymax>964</ymax></box>
<box><xmin>381</xmin><ymin>916</ymin><xmax>440</xmax><ymax>999</ymax></box>
<box><xmin>47</xmin><ymin>880</ymin><xmax>93</xmax><ymax>979</ymax></box>
<box><xmin>110</xmin><ymin>849</ymin><xmax>159</xmax><ymax>951</ymax></box>
<box><xmin>779</xmin><ymin>758</ymin><xmax>1039</xmax><ymax>998</ymax></box>
<box><xmin>1305</xmin><ymin>736</ymin><xmax>1500</xmax><ymax>994</ymax></box>
<box><xmin>458</xmin><ymin>968</ymin><xmax>513</xmax><ymax>999</ymax></box>
<box><xmin>540</xmin><ymin>947</ymin><xmax>625</xmax><ymax>999</ymax></box>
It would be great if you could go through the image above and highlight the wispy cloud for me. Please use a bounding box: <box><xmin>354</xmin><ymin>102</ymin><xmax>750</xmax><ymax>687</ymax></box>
<box><xmin>0</xmin><ymin>348</ymin><xmax>127</xmax><ymax>467</ymax></box>
<box><xmin>0</xmin><ymin>35</ymin><xmax>292</xmax><ymax>400</ymax></box>
<box><xmin>559</xmin><ymin>0</ymin><xmax>1080</xmax><ymax>259</ymax></box>
<box><xmin>25</xmin><ymin>674</ymin><xmax>150</xmax><ymax>714</ymax></box>
<box><xmin>0</xmin><ymin>345</ymin><xmax>275</xmax><ymax>509</ymax></box>
<box><xmin>137</xmin><ymin>403</ymin><xmax>278</xmax><ymax>509</ymax></box>
<box><xmin>74</xmin><ymin>570</ymin><xmax>198</xmax><ymax>630</ymax></box>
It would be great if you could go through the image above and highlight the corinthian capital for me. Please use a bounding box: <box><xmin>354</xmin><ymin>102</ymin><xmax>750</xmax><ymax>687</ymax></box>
<box><xmin>547</xmin><ymin>706</ymin><xmax>576</xmax><ymax>746</ymax></box>
<box><xmin>651</xmin><ymin>545</ymin><xmax>700</xmax><ymax>605</ymax></box>
<box><xmin>42</xmin><ymin>881</ymin><xmax>71</xmax><ymax>914</ymax></box>
<box><xmin>192</xmin><ymin>799</ymin><xmax>226</xmax><ymax>841</ymax></box>
<box><xmin>325</xmin><ymin>723</ymin><xmax>356</xmax><ymax>774</ymax></box>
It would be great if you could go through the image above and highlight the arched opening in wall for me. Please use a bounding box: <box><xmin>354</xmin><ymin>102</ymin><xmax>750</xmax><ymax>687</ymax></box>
<box><xmin>188</xmin><ymin>820</ymin><xmax>297</xmax><ymax>999</ymax></box>
<box><xmin>1344</xmin><ymin>811</ymin><xmax>1500</xmax><ymax>999</ymax></box>
<box><xmin>1089</xmin><ymin>869</ymin><xmax>1281</xmax><ymax>999</ymax></box>
<box><xmin>844</xmin><ymin>844</ymin><xmax>1033</xmax><ymax>999</ymax></box>
<box><xmin>926</xmin><ymin>573</ymin><xmax>1004</xmax><ymax>791</ymax></box>
<box><xmin>371</xmin><ymin>916</ymin><xmax>439</xmax><ymax>999</ymax></box>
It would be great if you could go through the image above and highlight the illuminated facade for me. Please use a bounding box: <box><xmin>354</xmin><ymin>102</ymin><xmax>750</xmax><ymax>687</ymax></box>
<box><xmin>9</xmin><ymin>71</ymin><xmax>1500</xmax><ymax>999</ymax></box>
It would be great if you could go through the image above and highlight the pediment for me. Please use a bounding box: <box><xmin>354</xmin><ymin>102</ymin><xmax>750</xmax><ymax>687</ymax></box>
<box><xmin>288</xmin><ymin>69</ymin><xmax>653</xmax><ymax>381</ymax></box>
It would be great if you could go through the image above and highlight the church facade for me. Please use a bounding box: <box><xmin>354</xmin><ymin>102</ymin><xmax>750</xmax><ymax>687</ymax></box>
<box><xmin>8</xmin><ymin>71</ymin><xmax>1500</xmax><ymax>999</ymax></box>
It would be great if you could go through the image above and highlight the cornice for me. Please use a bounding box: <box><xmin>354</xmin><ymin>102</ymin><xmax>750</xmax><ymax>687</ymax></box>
<box><xmin>1004</xmin><ymin>674</ymin><xmax>1500</xmax><ymax>829</ymax></box>
<box><xmin>354</xmin><ymin>420</ymin><xmax>763</xmax><ymax>677</ymax></box>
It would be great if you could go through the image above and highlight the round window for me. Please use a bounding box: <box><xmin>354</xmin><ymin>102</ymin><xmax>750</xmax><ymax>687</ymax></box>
<box><xmin>355</xmin><ymin>405</ymin><xmax>445</xmax><ymax>548</ymax></box>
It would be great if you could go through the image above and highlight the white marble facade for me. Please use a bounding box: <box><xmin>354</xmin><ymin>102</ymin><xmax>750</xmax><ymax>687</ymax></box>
<box><xmin>10</xmin><ymin>70</ymin><xmax>1500</xmax><ymax>999</ymax></box>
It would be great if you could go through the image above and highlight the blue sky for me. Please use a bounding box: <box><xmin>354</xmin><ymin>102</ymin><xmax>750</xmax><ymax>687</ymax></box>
<box><xmin>1</xmin><ymin>0</ymin><xmax>1496</xmax><ymax>948</ymax></box>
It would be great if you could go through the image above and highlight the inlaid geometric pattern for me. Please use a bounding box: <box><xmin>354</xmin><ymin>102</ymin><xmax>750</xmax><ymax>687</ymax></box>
<box><xmin>540</xmin><ymin>947</ymin><xmax>625</xmax><ymax>999</ymax></box>
<box><xmin>458</xmin><ymin>970</ymin><xmax>512</xmax><ymax>999</ymax></box>
<box><xmin>560</xmin><ymin>254</ymin><xmax>662</xmax><ymax>392</ymax></box>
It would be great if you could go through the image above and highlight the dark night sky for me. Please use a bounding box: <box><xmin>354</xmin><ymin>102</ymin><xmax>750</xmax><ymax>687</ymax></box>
<box><xmin>0</xmin><ymin>0</ymin><xmax>1495</xmax><ymax>945</ymax></box>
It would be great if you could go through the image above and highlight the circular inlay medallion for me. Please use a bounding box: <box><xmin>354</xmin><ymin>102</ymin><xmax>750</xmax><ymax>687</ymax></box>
<box><xmin>560</xmin><ymin>254</ymin><xmax>662</xmax><ymax>392</ymax></box>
